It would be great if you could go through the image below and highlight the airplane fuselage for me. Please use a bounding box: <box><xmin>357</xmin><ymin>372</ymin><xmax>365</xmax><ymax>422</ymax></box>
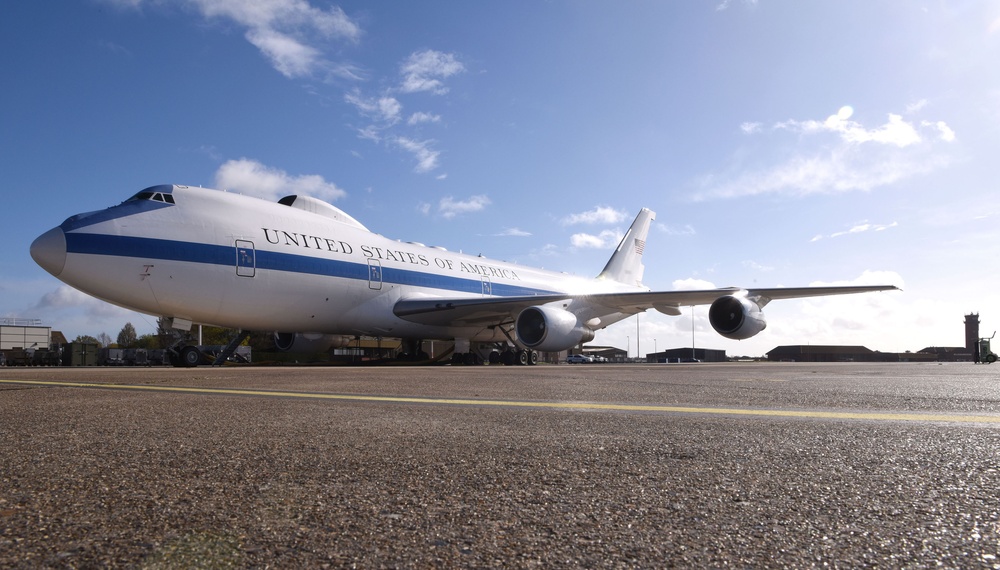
<box><xmin>32</xmin><ymin>185</ymin><xmax>640</xmax><ymax>343</ymax></box>
<box><xmin>32</xmin><ymin>184</ymin><xmax>898</xmax><ymax>360</ymax></box>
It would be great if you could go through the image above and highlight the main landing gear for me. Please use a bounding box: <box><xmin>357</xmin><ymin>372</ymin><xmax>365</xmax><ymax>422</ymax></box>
<box><xmin>451</xmin><ymin>347</ymin><xmax>538</xmax><ymax>366</ymax></box>
<box><xmin>165</xmin><ymin>322</ymin><xmax>251</xmax><ymax>368</ymax></box>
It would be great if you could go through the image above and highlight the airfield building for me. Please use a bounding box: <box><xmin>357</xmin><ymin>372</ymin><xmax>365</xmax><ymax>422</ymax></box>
<box><xmin>0</xmin><ymin>318</ymin><xmax>51</xmax><ymax>351</ymax></box>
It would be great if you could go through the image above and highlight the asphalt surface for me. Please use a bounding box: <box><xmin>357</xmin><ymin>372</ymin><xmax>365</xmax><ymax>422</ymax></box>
<box><xmin>1</xmin><ymin>362</ymin><xmax>998</xmax><ymax>568</ymax></box>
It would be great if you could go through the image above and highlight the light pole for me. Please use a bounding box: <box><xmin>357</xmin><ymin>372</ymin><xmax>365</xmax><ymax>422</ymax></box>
<box><xmin>691</xmin><ymin>306</ymin><xmax>696</xmax><ymax>361</ymax></box>
<box><xmin>626</xmin><ymin>336</ymin><xmax>630</xmax><ymax>360</ymax></box>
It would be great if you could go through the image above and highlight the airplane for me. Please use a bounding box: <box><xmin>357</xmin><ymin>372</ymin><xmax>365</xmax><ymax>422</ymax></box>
<box><xmin>30</xmin><ymin>184</ymin><xmax>898</xmax><ymax>366</ymax></box>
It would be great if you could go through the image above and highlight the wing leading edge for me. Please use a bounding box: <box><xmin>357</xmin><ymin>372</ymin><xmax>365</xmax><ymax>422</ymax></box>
<box><xmin>393</xmin><ymin>285</ymin><xmax>900</xmax><ymax>327</ymax></box>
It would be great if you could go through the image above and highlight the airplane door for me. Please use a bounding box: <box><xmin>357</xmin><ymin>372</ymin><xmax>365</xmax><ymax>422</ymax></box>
<box><xmin>236</xmin><ymin>240</ymin><xmax>255</xmax><ymax>277</ymax></box>
<box><xmin>368</xmin><ymin>259</ymin><xmax>383</xmax><ymax>290</ymax></box>
<box><xmin>481</xmin><ymin>276</ymin><xmax>492</xmax><ymax>296</ymax></box>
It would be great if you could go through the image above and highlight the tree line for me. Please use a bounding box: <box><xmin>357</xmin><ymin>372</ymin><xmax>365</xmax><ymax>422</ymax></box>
<box><xmin>71</xmin><ymin>318</ymin><xmax>271</xmax><ymax>350</ymax></box>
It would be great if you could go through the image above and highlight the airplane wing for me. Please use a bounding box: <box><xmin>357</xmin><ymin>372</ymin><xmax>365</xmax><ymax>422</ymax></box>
<box><xmin>393</xmin><ymin>294</ymin><xmax>573</xmax><ymax>327</ymax></box>
<box><xmin>393</xmin><ymin>285</ymin><xmax>899</xmax><ymax>326</ymax></box>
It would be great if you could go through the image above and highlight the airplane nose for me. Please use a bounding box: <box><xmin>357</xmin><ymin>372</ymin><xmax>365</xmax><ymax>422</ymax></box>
<box><xmin>30</xmin><ymin>227</ymin><xmax>67</xmax><ymax>277</ymax></box>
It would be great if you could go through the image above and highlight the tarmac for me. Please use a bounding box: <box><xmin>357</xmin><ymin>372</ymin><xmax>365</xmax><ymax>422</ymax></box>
<box><xmin>1</xmin><ymin>362</ymin><xmax>998</xmax><ymax>568</ymax></box>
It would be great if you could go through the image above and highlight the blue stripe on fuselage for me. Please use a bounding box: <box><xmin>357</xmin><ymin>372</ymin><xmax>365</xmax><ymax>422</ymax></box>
<box><xmin>64</xmin><ymin>233</ymin><xmax>556</xmax><ymax>297</ymax></box>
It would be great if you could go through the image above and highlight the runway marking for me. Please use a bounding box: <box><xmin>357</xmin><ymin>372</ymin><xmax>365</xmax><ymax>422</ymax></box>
<box><xmin>3</xmin><ymin>379</ymin><xmax>999</xmax><ymax>424</ymax></box>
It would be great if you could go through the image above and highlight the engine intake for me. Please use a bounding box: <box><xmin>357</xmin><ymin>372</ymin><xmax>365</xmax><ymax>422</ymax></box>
<box><xmin>708</xmin><ymin>295</ymin><xmax>767</xmax><ymax>340</ymax></box>
<box><xmin>516</xmin><ymin>306</ymin><xmax>595</xmax><ymax>352</ymax></box>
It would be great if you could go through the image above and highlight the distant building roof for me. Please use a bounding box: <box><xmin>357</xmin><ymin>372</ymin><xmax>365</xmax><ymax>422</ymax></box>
<box><xmin>766</xmin><ymin>345</ymin><xmax>882</xmax><ymax>362</ymax></box>
<box><xmin>917</xmin><ymin>346</ymin><xmax>966</xmax><ymax>354</ymax></box>
<box><xmin>769</xmin><ymin>345</ymin><xmax>873</xmax><ymax>355</ymax></box>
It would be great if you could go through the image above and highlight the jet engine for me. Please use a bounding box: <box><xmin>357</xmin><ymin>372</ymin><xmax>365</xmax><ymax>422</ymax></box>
<box><xmin>515</xmin><ymin>306</ymin><xmax>595</xmax><ymax>352</ymax></box>
<box><xmin>708</xmin><ymin>295</ymin><xmax>767</xmax><ymax>340</ymax></box>
<box><xmin>273</xmin><ymin>332</ymin><xmax>354</xmax><ymax>353</ymax></box>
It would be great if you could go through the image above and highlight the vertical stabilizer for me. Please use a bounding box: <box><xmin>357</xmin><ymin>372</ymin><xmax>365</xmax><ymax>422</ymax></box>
<box><xmin>597</xmin><ymin>208</ymin><xmax>654</xmax><ymax>286</ymax></box>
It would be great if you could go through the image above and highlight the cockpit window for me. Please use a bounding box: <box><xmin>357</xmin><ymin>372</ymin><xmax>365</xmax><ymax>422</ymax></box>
<box><xmin>126</xmin><ymin>188</ymin><xmax>176</xmax><ymax>204</ymax></box>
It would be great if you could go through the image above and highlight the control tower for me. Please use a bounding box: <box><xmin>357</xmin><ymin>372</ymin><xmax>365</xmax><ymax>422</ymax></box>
<box><xmin>965</xmin><ymin>313</ymin><xmax>980</xmax><ymax>360</ymax></box>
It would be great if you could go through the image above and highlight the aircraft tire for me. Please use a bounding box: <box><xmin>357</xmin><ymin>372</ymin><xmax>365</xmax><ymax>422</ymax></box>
<box><xmin>501</xmin><ymin>350</ymin><xmax>515</xmax><ymax>366</ymax></box>
<box><xmin>179</xmin><ymin>345</ymin><xmax>201</xmax><ymax>368</ymax></box>
<box><xmin>451</xmin><ymin>353</ymin><xmax>465</xmax><ymax>365</ymax></box>
<box><xmin>517</xmin><ymin>350</ymin><xmax>529</xmax><ymax>366</ymax></box>
<box><xmin>527</xmin><ymin>350</ymin><xmax>538</xmax><ymax>365</ymax></box>
<box><xmin>488</xmin><ymin>351</ymin><xmax>501</xmax><ymax>365</ymax></box>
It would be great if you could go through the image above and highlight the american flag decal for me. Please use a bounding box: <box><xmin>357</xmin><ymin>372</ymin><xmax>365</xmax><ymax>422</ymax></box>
<box><xmin>634</xmin><ymin>238</ymin><xmax>645</xmax><ymax>255</ymax></box>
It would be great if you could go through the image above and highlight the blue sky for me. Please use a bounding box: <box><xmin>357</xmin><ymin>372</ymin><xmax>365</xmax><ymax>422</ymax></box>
<box><xmin>3</xmin><ymin>1</ymin><xmax>999</xmax><ymax>357</ymax></box>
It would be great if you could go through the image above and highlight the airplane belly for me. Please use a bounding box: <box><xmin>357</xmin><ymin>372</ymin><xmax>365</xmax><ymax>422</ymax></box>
<box><xmin>212</xmin><ymin>269</ymin><xmax>369</xmax><ymax>332</ymax></box>
<box><xmin>142</xmin><ymin>258</ymin><xmax>228</xmax><ymax>323</ymax></box>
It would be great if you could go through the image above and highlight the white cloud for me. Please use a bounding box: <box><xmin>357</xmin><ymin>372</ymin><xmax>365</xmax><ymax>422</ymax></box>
<box><xmin>214</xmin><ymin>158</ymin><xmax>347</xmax><ymax>202</ymax></box>
<box><xmin>99</xmin><ymin>0</ymin><xmax>146</xmax><ymax>9</ymax></box>
<box><xmin>408</xmin><ymin>112</ymin><xmax>441</xmax><ymax>125</ymax></box>
<box><xmin>439</xmin><ymin>195</ymin><xmax>490</xmax><ymax>219</ymax></box>
<box><xmin>356</xmin><ymin>125</ymin><xmax>382</xmax><ymax>142</ymax></box>
<box><xmin>777</xmin><ymin>106</ymin><xmax>922</xmax><ymax>148</ymax></box>
<box><xmin>715</xmin><ymin>0</ymin><xmax>758</xmax><ymax>11</ymax></box>
<box><xmin>740</xmin><ymin>122</ymin><xmax>762</xmax><ymax>134</ymax></box>
<box><xmin>393</xmin><ymin>137</ymin><xmax>441</xmax><ymax>173</ymax></box>
<box><xmin>399</xmin><ymin>50</ymin><xmax>465</xmax><ymax>94</ymax></box>
<box><xmin>923</xmin><ymin>120</ymin><xmax>956</xmax><ymax>142</ymax></box>
<box><xmin>496</xmin><ymin>227</ymin><xmax>531</xmax><ymax>237</ymax></box>
<box><xmin>699</xmin><ymin>147</ymin><xmax>942</xmax><ymax>199</ymax></box>
<box><xmin>32</xmin><ymin>285</ymin><xmax>124</xmax><ymax>316</ymax></box>
<box><xmin>188</xmin><ymin>0</ymin><xmax>359</xmax><ymax>39</ymax></box>
<box><xmin>810</xmin><ymin>220</ymin><xmax>898</xmax><ymax>242</ymax></box>
<box><xmin>657</xmin><ymin>223</ymin><xmax>696</xmax><ymax>236</ymax></box>
<box><xmin>808</xmin><ymin>269</ymin><xmax>906</xmax><ymax>289</ymax></box>
<box><xmin>530</xmin><ymin>243</ymin><xmax>561</xmax><ymax>258</ymax></box>
<box><xmin>562</xmin><ymin>206</ymin><xmax>628</xmax><ymax>225</ymax></box>
<box><xmin>102</xmin><ymin>0</ymin><xmax>364</xmax><ymax>79</ymax></box>
<box><xmin>345</xmin><ymin>91</ymin><xmax>402</xmax><ymax>125</ymax></box>
<box><xmin>698</xmin><ymin>106</ymin><xmax>957</xmax><ymax>200</ymax></box>
<box><xmin>346</xmin><ymin>50</ymin><xmax>461</xmax><ymax>172</ymax></box>
<box><xmin>742</xmin><ymin>260</ymin><xmax>774</xmax><ymax>272</ymax></box>
<box><xmin>570</xmin><ymin>229</ymin><xmax>623</xmax><ymax>249</ymax></box>
<box><xmin>672</xmin><ymin>277</ymin><xmax>717</xmax><ymax>290</ymax></box>
<box><xmin>244</xmin><ymin>27</ymin><xmax>322</xmax><ymax>78</ymax></box>
<box><xmin>906</xmin><ymin>99</ymin><xmax>929</xmax><ymax>113</ymax></box>
<box><xmin>115</xmin><ymin>0</ymin><xmax>362</xmax><ymax>79</ymax></box>
<box><xmin>829</xmin><ymin>221</ymin><xmax>898</xmax><ymax>238</ymax></box>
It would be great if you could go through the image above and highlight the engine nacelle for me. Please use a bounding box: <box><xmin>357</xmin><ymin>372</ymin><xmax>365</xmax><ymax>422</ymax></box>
<box><xmin>273</xmin><ymin>332</ymin><xmax>353</xmax><ymax>353</ymax></box>
<box><xmin>515</xmin><ymin>306</ymin><xmax>595</xmax><ymax>352</ymax></box>
<box><xmin>708</xmin><ymin>295</ymin><xmax>767</xmax><ymax>340</ymax></box>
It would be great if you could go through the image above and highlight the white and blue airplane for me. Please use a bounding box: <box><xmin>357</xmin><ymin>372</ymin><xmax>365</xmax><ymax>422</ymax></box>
<box><xmin>31</xmin><ymin>184</ymin><xmax>897</xmax><ymax>366</ymax></box>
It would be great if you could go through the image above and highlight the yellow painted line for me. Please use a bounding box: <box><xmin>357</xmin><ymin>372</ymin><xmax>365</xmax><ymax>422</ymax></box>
<box><xmin>2</xmin><ymin>379</ymin><xmax>999</xmax><ymax>424</ymax></box>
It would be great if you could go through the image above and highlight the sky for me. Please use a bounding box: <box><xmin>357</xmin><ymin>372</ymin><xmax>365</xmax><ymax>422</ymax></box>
<box><xmin>2</xmin><ymin>0</ymin><xmax>999</xmax><ymax>358</ymax></box>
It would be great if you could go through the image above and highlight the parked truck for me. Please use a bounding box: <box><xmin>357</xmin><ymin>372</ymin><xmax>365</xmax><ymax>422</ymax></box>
<box><xmin>977</xmin><ymin>332</ymin><xmax>998</xmax><ymax>364</ymax></box>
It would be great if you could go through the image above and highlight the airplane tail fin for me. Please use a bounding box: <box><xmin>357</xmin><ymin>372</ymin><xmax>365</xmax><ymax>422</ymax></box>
<box><xmin>596</xmin><ymin>208</ymin><xmax>654</xmax><ymax>287</ymax></box>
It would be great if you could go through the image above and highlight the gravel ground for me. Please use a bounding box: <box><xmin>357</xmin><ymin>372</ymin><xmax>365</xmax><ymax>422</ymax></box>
<box><xmin>1</xmin><ymin>363</ymin><xmax>998</xmax><ymax>568</ymax></box>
